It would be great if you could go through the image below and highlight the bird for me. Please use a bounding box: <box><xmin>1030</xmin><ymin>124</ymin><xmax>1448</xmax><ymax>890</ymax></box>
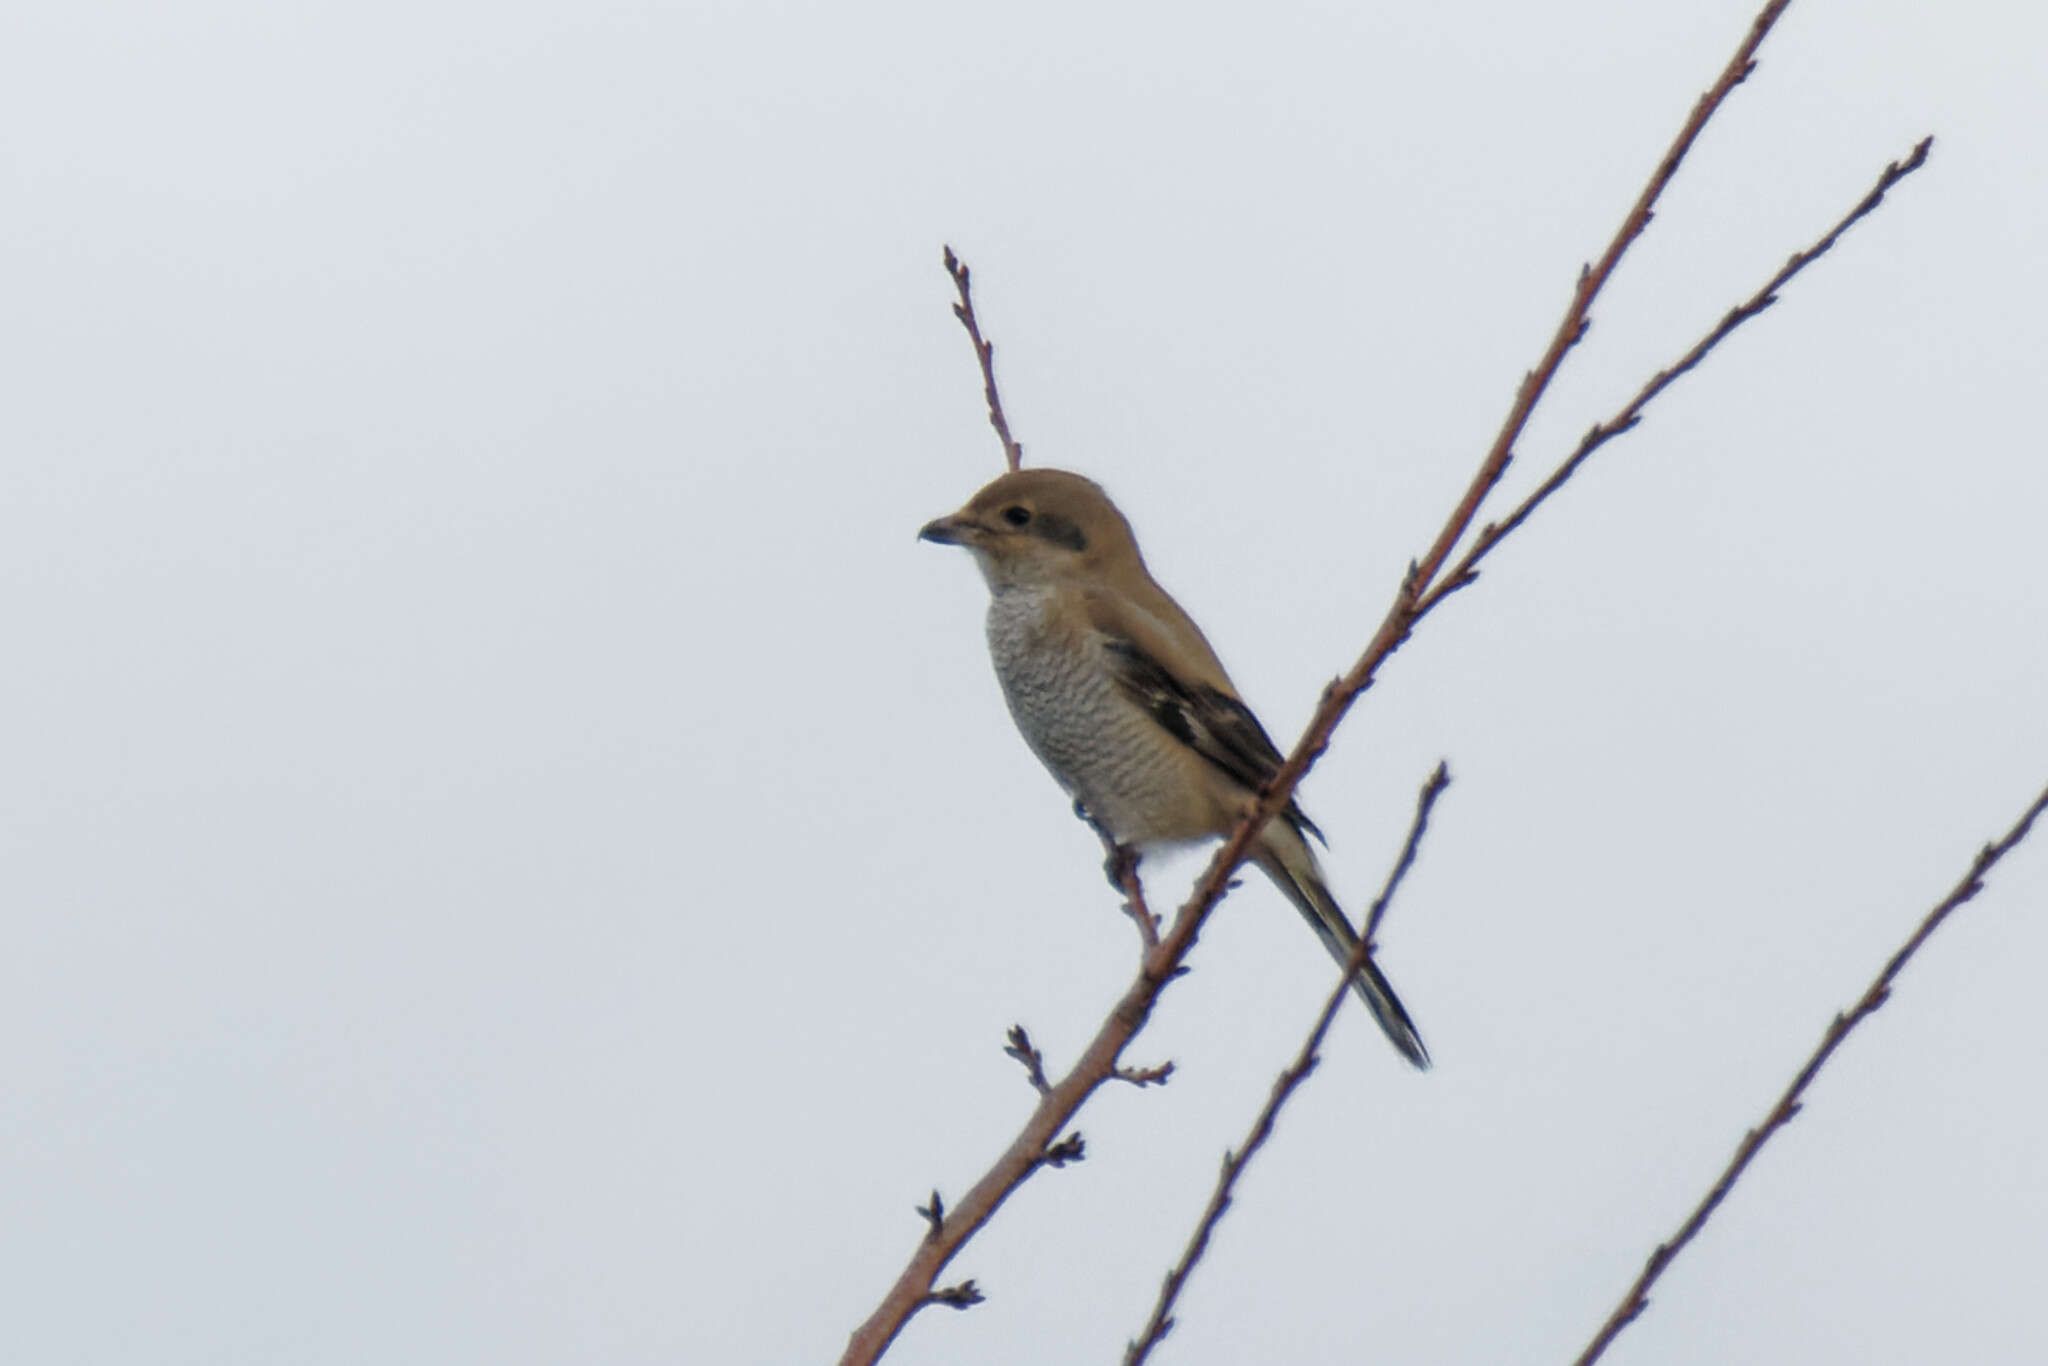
<box><xmin>919</xmin><ymin>467</ymin><xmax>1430</xmax><ymax>1069</ymax></box>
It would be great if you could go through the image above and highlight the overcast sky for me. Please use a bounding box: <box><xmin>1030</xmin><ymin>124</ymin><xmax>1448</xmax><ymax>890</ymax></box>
<box><xmin>5</xmin><ymin>2</ymin><xmax>2045</xmax><ymax>1363</ymax></box>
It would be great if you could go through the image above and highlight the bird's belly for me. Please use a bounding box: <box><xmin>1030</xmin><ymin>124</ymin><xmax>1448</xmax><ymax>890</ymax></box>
<box><xmin>985</xmin><ymin>590</ymin><xmax>1211</xmax><ymax>845</ymax></box>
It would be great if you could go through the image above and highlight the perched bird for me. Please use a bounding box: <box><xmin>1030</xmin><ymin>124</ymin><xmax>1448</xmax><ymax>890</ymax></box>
<box><xmin>920</xmin><ymin>468</ymin><xmax>1430</xmax><ymax>1069</ymax></box>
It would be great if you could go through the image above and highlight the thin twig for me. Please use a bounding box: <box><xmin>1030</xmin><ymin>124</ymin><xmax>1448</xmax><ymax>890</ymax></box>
<box><xmin>1574</xmin><ymin>779</ymin><xmax>2048</xmax><ymax>1366</ymax></box>
<box><xmin>943</xmin><ymin>245</ymin><xmax>1025</xmax><ymax>472</ymax></box>
<box><xmin>1004</xmin><ymin>1025</ymin><xmax>1052</xmax><ymax>1096</ymax></box>
<box><xmin>923</xmin><ymin>1281</ymin><xmax>984</xmax><ymax>1311</ymax></box>
<box><xmin>914</xmin><ymin>1191</ymin><xmax>944</xmax><ymax>1242</ymax></box>
<box><xmin>842</xmin><ymin>9</ymin><xmax>1904</xmax><ymax>1360</ymax></box>
<box><xmin>1114</xmin><ymin>1060</ymin><xmax>1176</xmax><ymax>1088</ymax></box>
<box><xmin>1112</xmin><ymin>840</ymin><xmax>1162</xmax><ymax>952</ymax></box>
<box><xmin>1365</xmin><ymin>761</ymin><xmax>1454</xmax><ymax>943</ymax></box>
<box><xmin>1124</xmin><ymin>765</ymin><xmax>1454</xmax><ymax>1366</ymax></box>
<box><xmin>1081</xmin><ymin>802</ymin><xmax>1164</xmax><ymax>952</ymax></box>
<box><xmin>1041</xmin><ymin>1132</ymin><xmax>1087</xmax><ymax>1168</ymax></box>
<box><xmin>1420</xmin><ymin>136</ymin><xmax>1935</xmax><ymax>616</ymax></box>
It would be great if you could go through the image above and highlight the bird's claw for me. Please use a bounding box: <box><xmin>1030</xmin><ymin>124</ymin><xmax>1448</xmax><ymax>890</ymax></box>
<box><xmin>1102</xmin><ymin>842</ymin><xmax>1139</xmax><ymax>892</ymax></box>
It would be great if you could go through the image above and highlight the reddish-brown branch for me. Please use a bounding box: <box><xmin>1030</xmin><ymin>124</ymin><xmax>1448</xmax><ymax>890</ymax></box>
<box><xmin>1106</xmin><ymin>833</ymin><xmax>1163</xmax><ymax>952</ymax></box>
<box><xmin>1408</xmin><ymin>0</ymin><xmax>1793</xmax><ymax>598</ymax></box>
<box><xmin>1573</xmin><ymin>779</ymin><xmax>2048</xmax><ymax>1366</ymax></box>
<box><xmin>943</xmin><ymin>245</ymin><xmax>1025</xmax><ymax>472</ymax></box>
<box><xmin>1125</xmin><ymin>764</ymin><xmax>1452</xmax><ymax>1366</ymax></box>
<box><xmin>1114</xmin><ymin>1060</ymin><xmax>1176</xmax><ymax>1088</ymax></box>
<box><xmin>1139</xmin><ymin>4</ymin><xmax>1820</xmax><ymax>1033</ymax></box>
<box><xmin>839</xmin><ymin>919</ymin><xmax>1209</xmax><ymax>1365</ymax></box>
<box><xmin>1419</xmin><ymin>135</ymin><xmax>1934</xmax><ymax>616</ymax></box>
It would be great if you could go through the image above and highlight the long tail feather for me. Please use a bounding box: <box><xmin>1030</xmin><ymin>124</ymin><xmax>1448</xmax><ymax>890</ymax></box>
<box><xmin>1253</xmin><ymin>829</ymin><xmax>1431</xmax><ymax>1070</ymax></box>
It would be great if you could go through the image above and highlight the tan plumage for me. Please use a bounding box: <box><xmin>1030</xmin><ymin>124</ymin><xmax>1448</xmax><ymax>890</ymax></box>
<box><xmin>920</xmin><ymin>468</ymin><xmax>1430</xmax><ymax>1069</ymax></box>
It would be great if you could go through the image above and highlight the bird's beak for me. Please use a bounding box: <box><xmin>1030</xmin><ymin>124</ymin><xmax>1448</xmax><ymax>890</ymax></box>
<box><xmin>918</xmin><ymin>512</ymin><xmax>975</xmax><ymax>545</ymax></box>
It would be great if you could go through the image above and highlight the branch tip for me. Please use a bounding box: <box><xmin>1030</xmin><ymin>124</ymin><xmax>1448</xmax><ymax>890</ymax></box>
<box><xmin>1043</xmin><ymin>1132</ymin><xmax>1087</xmax><ymax>1168</ymax></box>
<box><xmin>1114</xmin><ymin>1060</ymin><xmax>1175</xmax><ymax>1088</ymax></box>
<box><xmin>915</xmin><ymin>1190</ymin><xmax>944</xmax><ymax>1240</ymax></box>
<box><xmin>1004</xmin><ymin>1024</ymin><xmax>1053</xmax><ymax>1096</ymax></box>
<box><xmin>941</xmin><ymin>246</ymin><xmax>1024</xmax><ymax>471</ymax></box>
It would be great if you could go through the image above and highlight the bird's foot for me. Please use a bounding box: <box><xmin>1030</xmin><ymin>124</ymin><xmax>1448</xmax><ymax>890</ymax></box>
<box><xmin>1102</xmin><ymin>841</ymin><xmax>1140</xmax><ymax>893</ymax></box>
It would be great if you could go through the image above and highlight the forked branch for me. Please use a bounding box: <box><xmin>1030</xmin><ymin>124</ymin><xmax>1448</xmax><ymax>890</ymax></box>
<box><xmin>1406</xmin><ymin>0</ymin><xmax>1794</xmax><ymax>598</ymax></box>
<box><xmin>1420</xmin><ymin>136</ymin><xmax>1935</xmax><ymax>614</ymax></box>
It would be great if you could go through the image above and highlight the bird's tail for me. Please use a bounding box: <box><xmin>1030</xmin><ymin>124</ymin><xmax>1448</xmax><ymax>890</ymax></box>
<box><xmin>1253</xmin><ymin>822</ymin><xmax>1431</xmax><ymax>1070</ymax></box>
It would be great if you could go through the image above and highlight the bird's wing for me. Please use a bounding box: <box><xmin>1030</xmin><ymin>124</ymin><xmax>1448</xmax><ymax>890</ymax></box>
<box><xmin>1086</xmin><ymin>589</ymin><xmax>1325</xmax><ymax>845</ymax></box>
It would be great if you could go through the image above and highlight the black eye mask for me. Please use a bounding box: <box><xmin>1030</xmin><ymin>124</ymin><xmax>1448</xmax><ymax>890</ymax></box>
<box><xmin>1032</xmin><ymin>511</ymin><xmax>1087</xmax><ymax>552</ymax></box>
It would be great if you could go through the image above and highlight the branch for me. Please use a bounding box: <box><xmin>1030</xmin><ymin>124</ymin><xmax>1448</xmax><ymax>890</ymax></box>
<box><xmin>1419</xmin><ymin>135</ymin><xmax>1935</xmax><ymax>615</ymax></box>
<box><xmin>922</xmin><ymin>1281</ymin><xmax>983</xmax><ymax>1311</ymax></box>
<box><xmin>1140</xmin><ymin>2</ymin><xmax>1834</xmax><ymax>1035</ymax></box>
<box><xmin>843</xmin><ymin>8</ymin><xmax>1918</xmax><ymax>1360</ymax></box>
<box><xmin>1573</xmin><ymin>779</ymin><xmax>2048</xmax><ymax>1366</ymax></box>
<box><xmin>1114</xmin><ymin>1060</ymin><xmax>1176</xmax><ymax>1088</ymax></box>
<box><xmin>1086</xmin><ymin>805</ymin><xmax>1162</xmax><ymax>952</ymax></box>
<box><xmin>943</xmin><ymin>245</ymin><xmax>1025</xmax><ymax>472</ymax></box>
<box><xmin>1004</xmin><ymin>1025</ymin><xmax>1051</xmax><ymax>1097</ymax></box>
<box><xmin>1124</xmin><ymin>764</ymin><xmax>1453</xmax><ymax>1366</ymax></box>
<box><xmin>1405</xmin><ymin>0</ymin><xmax>1795</xmax><ymax>601</ymax></box>
<box><xmin>1366</xmin><ymin>761</ymin><xmax>1454</xmax><ymax>944</ymax></box>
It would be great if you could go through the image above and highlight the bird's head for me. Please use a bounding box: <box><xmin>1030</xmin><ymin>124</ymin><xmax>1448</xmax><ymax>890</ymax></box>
<box><xmin>919</xmin><ymin>468</ymin><xmax>1144</xmax><ymax>590</ymax></box>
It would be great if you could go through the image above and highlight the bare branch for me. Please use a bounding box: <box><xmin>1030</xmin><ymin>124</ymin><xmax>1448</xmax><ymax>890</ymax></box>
<box><xmin>1111</xmin><ymin>841</ymin><xmax>1161</xmax><ymax>952</ymax></box>
<box><xmin>1573</xmin><ymin>779</ymin><xmax>2048</xmax><ymax>1366</ymax></box>
<box><xmin>1082</xmin><ymin>802</ymin><xmax>1163</xmax><ymax>952</ymax></box>
<box><xmin>1420</xmin><ymin>135</ymin><xmax>1936</xmax><ymax>616</ymax></box>
<box><xmin>1124</xmin><ymin>764</ymin><xmax>1455</xmax><ymax>1366</ymax></box>
<box><xmin>1113</xmin><ymin>1060</ymin><xmax>1176</xmax><ymax>1089</ymax></box>
<box><xmin>1406</xmin><ymin>0</ymin><xmax>1794</xmax><ymax>599</ymax></box>
<box><xmin>1365</xmin><ymin>761</ymin><xmax>1453</xmax><ymax>943</ymax></box>
<box><xmin>943</xmin><ymin>245</ymin><xmax>1025</xmax><ymax>472</ymax></box>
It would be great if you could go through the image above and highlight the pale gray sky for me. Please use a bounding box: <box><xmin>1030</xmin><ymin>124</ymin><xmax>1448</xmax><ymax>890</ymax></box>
<box><xmin>4</xmin><ymin>2</ymin><xmax>2045</xmax><ymax>1363</ymax></box>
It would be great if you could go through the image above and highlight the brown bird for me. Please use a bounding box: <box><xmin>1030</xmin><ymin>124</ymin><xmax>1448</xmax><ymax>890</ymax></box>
<box><xmin>920</xmin><ymin>468</ymin><xmax>1429</xmax><ymax>1068</ymax></box>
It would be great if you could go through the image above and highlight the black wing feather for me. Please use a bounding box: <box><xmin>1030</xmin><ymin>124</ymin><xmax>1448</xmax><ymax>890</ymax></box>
<box><xmin>1102</xmin><ymin>638</ymin><xmax>1325</xmax><ymax>846</ymax></box>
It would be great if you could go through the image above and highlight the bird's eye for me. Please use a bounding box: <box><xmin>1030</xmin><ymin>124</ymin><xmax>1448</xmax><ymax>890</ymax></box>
<box><xmin>1001</xmin><ymin>505</ymin><xmax>1032</xmax><ymax>527</ymax></box>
